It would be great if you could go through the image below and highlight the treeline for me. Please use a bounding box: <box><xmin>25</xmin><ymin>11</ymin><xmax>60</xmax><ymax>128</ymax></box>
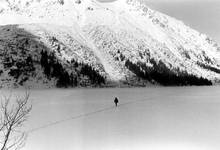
<box><xmin>40</xmin><ymin>50</ymin><xmax>105</xmax><ymax>87</ymax></box>
<box><xmin>80</xmin><ymin>64</ymin><xmax>105</xmax><ymax>85</ymax></box>
<box><xmin>125</xmin><ymin>59</ymin><xmax>212</xmax><ymax>86</ymax></box>
<box><xmin>8</xmin><ymin>55</ymin><xmax>35</xmax><ymax>84</ymax></box>
<box><xmin>2</xmin><ymin>42</ymin><xmax>35</xmax><ymax>85</ymax></box>
<box><xmin>197</xmin><ymin>62</ymin><xmax>220</xmax><ymax>74</ymax></box>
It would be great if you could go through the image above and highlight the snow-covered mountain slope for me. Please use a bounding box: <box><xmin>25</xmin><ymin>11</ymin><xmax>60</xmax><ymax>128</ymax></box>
<box><xmin>0</xmin><ymin>0</ymin><xmax>220</xmax><ymax>87</ymax></box>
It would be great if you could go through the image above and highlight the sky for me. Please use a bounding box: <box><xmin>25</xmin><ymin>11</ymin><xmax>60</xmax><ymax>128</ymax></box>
<box><xmin>98</xmin><ymin>0</ymin><xmax>220</xmax><ymax>44</ymax></box>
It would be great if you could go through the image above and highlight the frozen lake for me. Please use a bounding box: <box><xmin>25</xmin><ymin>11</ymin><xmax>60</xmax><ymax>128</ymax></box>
<box><xmin>2</xmin><ymin>86</ymin><xmax>220</xmax><ymax>150</ymax></box>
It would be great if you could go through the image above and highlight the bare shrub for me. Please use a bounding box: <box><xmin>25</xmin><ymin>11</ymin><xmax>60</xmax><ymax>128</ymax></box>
<box><xmin>0</xmin><ymin>92</ymin><xmax>32</xmax><ymax>150</ymax></box>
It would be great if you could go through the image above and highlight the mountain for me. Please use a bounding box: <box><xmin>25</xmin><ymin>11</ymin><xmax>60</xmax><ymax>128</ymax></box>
<box><xmin>0</xmin><ymin>0</ymin><xmax>220</xmax><ymax>88</ymax></box>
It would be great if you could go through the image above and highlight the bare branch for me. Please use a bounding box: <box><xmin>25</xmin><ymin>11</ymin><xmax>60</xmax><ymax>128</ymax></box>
<box><xmin>0</xmin><ymin>91</ymin><xmax>32</xmax><ymax>150</ymax></box>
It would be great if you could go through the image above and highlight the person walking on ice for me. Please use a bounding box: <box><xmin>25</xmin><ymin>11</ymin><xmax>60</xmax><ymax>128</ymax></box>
<box><xmin>114</xmin><ymin>97</ymin><xmax>119</xmax><ymax>107</ymax></box>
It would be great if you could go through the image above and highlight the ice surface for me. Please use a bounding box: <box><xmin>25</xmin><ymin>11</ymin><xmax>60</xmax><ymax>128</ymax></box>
<box><xmin>2</xmin><ymin>87</ymin><xmax>220</xmax><ymax>150</ymax></box>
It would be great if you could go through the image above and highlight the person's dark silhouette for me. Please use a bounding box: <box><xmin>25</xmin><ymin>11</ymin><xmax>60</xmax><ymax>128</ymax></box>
<box><xmin>114</xmin><ymin>97</ymin><xmax>119</xmax><ymax>107</ymax></box>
